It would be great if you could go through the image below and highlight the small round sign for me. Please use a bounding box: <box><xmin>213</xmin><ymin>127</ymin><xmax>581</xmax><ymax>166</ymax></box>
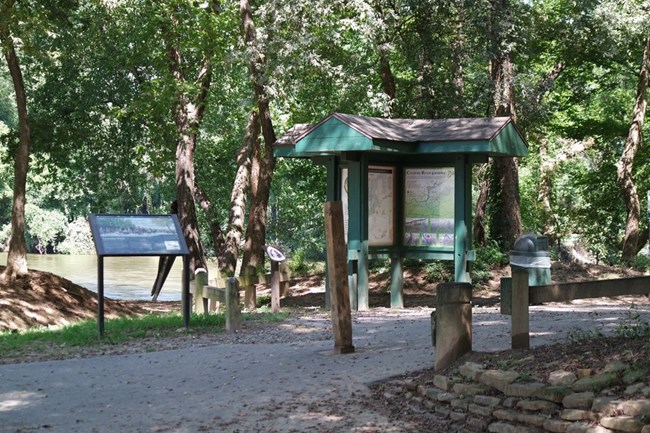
<box><xmin>265</xmin><ymin>245</ymin><xmax>286</xmax><ymax>262</ymax></box>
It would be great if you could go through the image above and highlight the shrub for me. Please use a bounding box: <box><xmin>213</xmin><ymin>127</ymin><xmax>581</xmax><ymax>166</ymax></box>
<box><xmin>57</xmin><ymin>217</ymin><xmax>95</xmax><ymax>255</ymax></box>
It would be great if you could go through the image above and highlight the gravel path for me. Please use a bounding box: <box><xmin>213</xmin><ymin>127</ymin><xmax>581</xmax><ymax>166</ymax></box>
<box><xmin>1</xmin><ymin>299</ymin><xmax>649</xmax><ymax>433</ymax></box>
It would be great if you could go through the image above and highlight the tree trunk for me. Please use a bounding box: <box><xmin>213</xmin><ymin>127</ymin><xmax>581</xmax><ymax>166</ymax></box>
<box><xmin>378</xmin><ymin>44</ymin><xmax>396</xmax><ymax>103</ymax></box>
<box><xmin>220</xmin><ymin>110</ymin><xmax>258</xmax><ymax>276</ymax></box>
<box><xmin>617</xmin><ymin>37</ymin><xmax>650</xmax><ymax>263</ymax></box>
<box><xmin>486</xmin><ymin>0</ymin><xmax>522</xmax><ymax>251</ymax></box>
<box><xmin>473</xmin><ymin>167</ymin><xmax>489</xmax><ymax>246</ymax></box>
<box><xmin>1</xmin><ymin>5</ymin><xmax>30</xmax><ymax>282</ymax></box>
<box><xmin>372</xmin><ymin>1</ymin><xmax>396</xmax><ymax>107</ymax></box>
<box><xmin>240</xmin><ymin>0</ymin><xmax>277</xmax><ymax>276</ymax></box>
<box><xmin>164</xmin><ymin>17</ymin><xmax>213</xmax><ymax>274</ymax></box>
<box><xmin>174</xmin><ymin>125</ymin><xmax>207</xmax><ymax>274</ymax></box>
<box><xmin>539</xmin><ymin>137</ymin><xmax>592</xmax><ymax>246</ymax></box>
<box><xmin>450</xmin><ymin>0</ymin><xmax>466</xmax><ymax>117</ymax></box>
<box><xmin>538</xmin><ymin>138</ymin><xmax>556</xmax><ymax>242</ymax></box>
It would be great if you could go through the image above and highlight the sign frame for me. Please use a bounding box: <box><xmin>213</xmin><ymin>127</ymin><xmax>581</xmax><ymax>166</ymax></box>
<box><xmin>88</xmin><ymin>213</ymin><xmax>191</xmax><ymax>336</ymax></box>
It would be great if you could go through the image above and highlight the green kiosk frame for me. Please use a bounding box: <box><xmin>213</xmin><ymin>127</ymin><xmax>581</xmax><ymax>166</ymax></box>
<box><xmin>275</xmin><ymin>113</ymin><xmax>527</xmax><ymax>310</ymax></box>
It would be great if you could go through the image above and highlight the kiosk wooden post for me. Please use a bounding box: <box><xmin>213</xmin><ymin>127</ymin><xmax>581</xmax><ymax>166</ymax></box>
<box><xmin>511</xmin><ymin>267</ymin><xmax>530</xmax><ymax>350</ymax></box>
<box><xmin>324</xmin><ymin>201</ymin><xmax>355</xmax><ymax>354</ymax></box>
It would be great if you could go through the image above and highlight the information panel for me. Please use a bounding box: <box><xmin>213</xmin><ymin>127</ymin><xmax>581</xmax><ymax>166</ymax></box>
<box><xmin>89</xmin><ymin>214</ymin><xmax>189</xmax><ymax>256</ymax></box>
<box><xmin>404</xmin><ymin>167</ymin><xmax>455</xmax><ymax>248</ymax></box>
<box><xmin>341</xmin><ymin>166</ymin><xmax>395</xmax><ymax>247</ymax></box>
<box><xmin>368</xmin><ymin>166</ymin><xmax>395</xmax><ymax>246</ymax></box>
<box><xmin>88</xmin><ymin>213</ymin><xmax>191</xmax><ymax>336</ymax></box>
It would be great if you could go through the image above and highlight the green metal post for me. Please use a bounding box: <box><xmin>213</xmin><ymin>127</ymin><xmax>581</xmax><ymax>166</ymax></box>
<box><xmin>346</xmin><ymin>156</ymin><xmax>369</xmax><ymax>310</ymax></box>
<box><xmin>454</xmin><ymin>156</ymin><xmax>472</xmax><ymax>283</ymax></box>
<box><xmin>390</xmin><ymin>253</ymin><xmax>404</xmax><ymax>308</ymax></box>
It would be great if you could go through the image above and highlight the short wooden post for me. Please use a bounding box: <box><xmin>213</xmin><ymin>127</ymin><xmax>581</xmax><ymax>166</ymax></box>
<box><xmin>194</xmin><ymin>268</ymin><xmax>209</xmax><ymax>314</ymax></box>
<box><xmin>324</xmin><ymin>201</ymin><xmax>355</xmax><ymax>354</ymax></box>
<box><xmin>500</xmin><ymin>277</ymin><xmax>512</xmax><ymax>315</ymax></box>
<box><xmin>225</xmin><ymin>277</ymin><xmax>242</xmax><ymax>332</ymax></box>
<box><xmin>271</xmin><ymin>260</ymin><xmax>280</xmax><ymax>313</ymax></box>
<box><xmin>435</xmin><ymin>283</ymin><xmax>472</xmax><ymax>371</ymax></box>
<box><xmin>511</xmin><ymin>267</ymin><xmax>530</xmax><ymax>350</ymax></box>
<box><xmin>279</xmin><ymin>262</ymin><xmax>290</xmax><ymax>296</ymax></box>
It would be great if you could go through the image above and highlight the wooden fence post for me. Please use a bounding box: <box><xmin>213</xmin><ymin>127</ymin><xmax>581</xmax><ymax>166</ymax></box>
<box><xmin>194</xmin><ymin>268</ymin><xmax>209</xmax><ymax>314</ymax></box>
<box><xmin>324</xmin><ymin>201</ymin><xmax>355</xmax><ymax>354</ymax></box>
<box><xmin>225</xmin><ymin>277</ymin><xmax>242</xmax><ymax>332</ymax></box>
<box><xmin>511</xmin><ymin>267</ymin><xmax>530</xmax><ymax>350</ymax></box>
<box><xmin>271</xmin><ymin>260</ymin><xmax>280</xmax><ymax>313</ymax></box>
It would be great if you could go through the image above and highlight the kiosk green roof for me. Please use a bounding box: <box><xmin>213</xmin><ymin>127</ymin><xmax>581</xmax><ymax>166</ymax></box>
<box><xmin>275</xmin><ymin>113</ymin><xmax>528</xmax><ymax>158</ymax></box>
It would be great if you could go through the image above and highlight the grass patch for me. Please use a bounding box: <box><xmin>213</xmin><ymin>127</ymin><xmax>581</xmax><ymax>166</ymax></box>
<box><xmin>0</xmin><ymin>312</ymin><xmax>223</xmax><ymax>356</ymax></box>
<box><xmin>0</xmin><ymin>310</ymin><xmax>293</xmax><ymax>361</ymax></box>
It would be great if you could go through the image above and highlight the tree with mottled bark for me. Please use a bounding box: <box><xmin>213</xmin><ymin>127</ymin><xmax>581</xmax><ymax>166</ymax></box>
<box><xmin>483</xmin><ymin>0</ymin><xmax>522</xmax><ymax>251</ymax></box>
<box><xmin>239</xmin><ymin>0</ymin><xmax>277</xmax><ymax>278</ymax></box>
<box><xmin>219</xmin><ymin>111</ymin><xmax>258</xmax><ymax>276</ymax></box>
<box><xmin>159</xmin><ymin>2</ymin><xmax>226</xmax><ymax>274</ymax></box>
<box><xmin>617</xmin><ymin>37</ymin><xmax>650</xmax><ymax>263</ymax></box>
<box><xmin>1</xmin><ymin>0</ymin><xmax>30</xmax><ymax>282</ymax></box>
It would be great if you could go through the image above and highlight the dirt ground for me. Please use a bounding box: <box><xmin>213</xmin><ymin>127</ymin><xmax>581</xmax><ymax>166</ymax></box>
<box><xmin>0</xmin><ymin>260</ymin><xmax>646</xmax><ymax>332</ymax></box>
<box><xmin>1</xmin><ymin>261</ymin><xmax>649</xmax><ymax>373</ymax></box>
<box><xmin>1</xmin><ymin>261</ymin><xmax>649</xmax><ymax>432</ymax></box>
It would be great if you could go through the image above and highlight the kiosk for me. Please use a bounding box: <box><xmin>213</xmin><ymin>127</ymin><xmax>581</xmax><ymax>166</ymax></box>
<box><xmin>275</xmin><ymin>113</ymin><xmax>528</xmax><ymax>310</ymax></box>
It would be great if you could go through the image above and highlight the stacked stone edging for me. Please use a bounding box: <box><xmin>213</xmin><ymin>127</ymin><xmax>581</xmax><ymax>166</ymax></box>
<box><xmin>389</xmin><ymin>361</ymin><xmax>650</xmax><ymax>433</ymax></box>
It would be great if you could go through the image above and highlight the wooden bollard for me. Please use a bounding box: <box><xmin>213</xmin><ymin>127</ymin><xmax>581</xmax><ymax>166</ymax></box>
<box><xmin>194</xmin><ymin>268</ymin><xmax>209</xmax><ymax>314</ymax></box>
<box><xmin>324</xmin><ymin>201</ymin><xmax>354</xmax><ymax>354</ymax></box>
<box><xmin>435</xmin><ymin>282</ymin><xmax>472</xmax><ymax>371</ymax></box>
<box><xmin>271</xmin><ymin>260</ymin><xmax>280</xmax><ymax>313</ymax></box>
<box><xmin>225</xmin><ymin>277</ymin><xmax>242</xmax><ymax>332</ymax></box>
<box><xmin>511</xmin><ymin>267</ymin><xmax>530</xmax><ymax>349</ymax></box>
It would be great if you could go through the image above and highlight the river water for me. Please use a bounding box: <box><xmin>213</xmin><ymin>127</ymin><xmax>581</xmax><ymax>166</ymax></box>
<box><xmin>0</xmin><ymin>253</ymin><xmax>218</xmax><ymax>301</ymax></box>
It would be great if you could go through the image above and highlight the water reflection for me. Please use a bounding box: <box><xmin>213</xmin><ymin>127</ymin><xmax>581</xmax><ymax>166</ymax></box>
<box><xmin>0</xmin><ymin>253</ymin><xmax>217</xmax><ymax>301</ymax></box>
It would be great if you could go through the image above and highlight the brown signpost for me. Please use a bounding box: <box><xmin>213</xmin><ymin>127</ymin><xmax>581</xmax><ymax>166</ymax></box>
<box><xmin>324</xmin><ymin>201</ymin><xmax>355</xmax><ymax>354</ymax></box>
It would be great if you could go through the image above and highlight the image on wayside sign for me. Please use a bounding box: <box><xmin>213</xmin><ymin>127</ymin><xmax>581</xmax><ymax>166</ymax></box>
<box><xmin>89</xmin><ymin>214</ymin><xmax>189</xmax><ymax>256</ymax></box>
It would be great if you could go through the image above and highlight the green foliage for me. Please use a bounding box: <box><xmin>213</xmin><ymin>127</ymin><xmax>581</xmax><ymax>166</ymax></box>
<box><xmin>288</xmin><ymin>247</ymin><xmax>313</xmax><ymax>276</ymax></box>
<box><xmin>421</xmin><ymin>261</ymin><xmax>454</xmax><ymax>284</ymax></box>
<box><xmin>57</xmin><ymin>217</ymin><xmax>95</xmax><ymax>255</ymax></box>
<box><xmin>472</xmin><ymin>241</ymin><xmax>509</xmax><ymax>286</ymax></box>
<box><xmin>0</xmin><ymin>312</ymin><xmax>226</xmax><ymax>355</ymax></box>
<box><xmin>567</xmin><ymin>326</ymin><xmax>606</xmax><ymax>344</ymax></box>
<box><xmin>631</xmin><ymin>253</ymin><xmax>650</xmax><ymax>272</ymax></box>
<box><xmin>615</xmin><ymin>306</ymin><xmax>650</xmax><ymax>339</ymax></box>
<box><xmin>0</xmin><ymin>0</ymin><xmax>648</xmax><ymax>271</ymax></box>
<box><xmin>24</xmin><ymin>203</ymin><xmax>68</xmax><ymax>252</ymax></box>
<box><xmin>268</xmin><ymin>159</ymin><xmax>326</xmax><ymax>260</ymax></box>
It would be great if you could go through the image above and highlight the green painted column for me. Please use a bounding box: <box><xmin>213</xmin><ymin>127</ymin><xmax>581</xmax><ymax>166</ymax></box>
<box><xmin>390</xmin><ymin>253</ymin><xmax>404</xmax><ymax>308</ymax></box>
<box><xmin>346</xmin><ymin>156</ymin><xmax>369</xmax><ymax>310</ymax></box>
<box><xmin>453</xmin><ymin>156</ymin><xmax>472</xmax><ymax>283</ymax></box>
<box><xmin>390</xmin><ymin>166</ymin><xmax>404</xmax><ymax>308</ymax></box>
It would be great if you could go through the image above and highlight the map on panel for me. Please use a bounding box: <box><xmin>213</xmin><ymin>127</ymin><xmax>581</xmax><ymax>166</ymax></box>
<box><xmin>340</xmin><ymin>166</ymin><xmax>395</xmax><ymax>246</ymax></box>
<box><xmin>368</xmin><ymin>167</ymin><xmax>394</xmax><ymax>246</ymax></box>
<box><xmin>404</xmin><ymin>167</ymin><xmax>455</xmax><ymax>249</ymax></box>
